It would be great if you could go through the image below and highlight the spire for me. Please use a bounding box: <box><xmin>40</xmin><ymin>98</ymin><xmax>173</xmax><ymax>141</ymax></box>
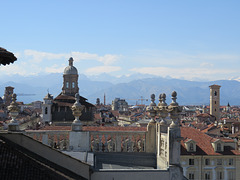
<box><xmin>69</xmin><ymin>57</ymin><xmax>73</xmax><ymax>66</ymax></box>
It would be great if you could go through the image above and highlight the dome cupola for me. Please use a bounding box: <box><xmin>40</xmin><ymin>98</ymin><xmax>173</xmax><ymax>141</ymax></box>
<box><xmin>63</xmin><ymin>57</ymin><xmax>78</xmax><ymax>75</ymax></box>
<box><xmin>62</xmin><ymin>57</ymin><xmax>79</xmax><ymax>96</ymax></box>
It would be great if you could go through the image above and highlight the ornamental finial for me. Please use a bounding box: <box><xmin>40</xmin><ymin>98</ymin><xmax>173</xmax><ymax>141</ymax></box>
<box><xmin>71</xmin><ymin>93</ymin><xmax>85</xmax><ymax>131</ymax></box>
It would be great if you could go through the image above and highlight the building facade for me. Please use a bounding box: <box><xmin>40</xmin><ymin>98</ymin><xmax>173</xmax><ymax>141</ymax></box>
<box><xmin>180</xmin><ymin>127</ymin><xmax>240</xmax><ymax>180</ymax></box>
<box><xmin>112</xmin><ymin>98</ymin><xmax>128</xmax><ymax>111</ymax></box>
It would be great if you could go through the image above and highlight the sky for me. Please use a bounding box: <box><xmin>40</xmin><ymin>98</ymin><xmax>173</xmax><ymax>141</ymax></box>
<box><xmin>1</xmin><ymin>0</ymin><xmax>240</xmax><ymax>81</ymax></box>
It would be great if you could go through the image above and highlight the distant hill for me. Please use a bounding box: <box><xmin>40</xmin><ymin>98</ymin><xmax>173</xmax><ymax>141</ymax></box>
<box><xmin>1</xmin><ymin>73</ymin><xmax>240</xmax><ymax>106</ymax></box>
<box><xmin>86</xmin><ymin>78</ymin><xmax>240</xmax><ymax>106</ymax></box>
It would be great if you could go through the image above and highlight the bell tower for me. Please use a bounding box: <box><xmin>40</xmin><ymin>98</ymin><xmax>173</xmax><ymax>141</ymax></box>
<box><xmin>209</xmin><ymin>84</ymin><xmax>221</xmax><ymax>122</ymax></box>
<box><xmin>62</xmin><ymin>57</ymin><xmax>79</xmax><ymax>96</ymax></box>
<box><xmin>42</xmin><ymin>93</ymin><xmax>53</xmax><ymax>123</ymax></box>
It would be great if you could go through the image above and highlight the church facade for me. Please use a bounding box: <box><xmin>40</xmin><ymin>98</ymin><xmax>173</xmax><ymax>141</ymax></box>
<box><xmin>42</xmin><ymin>57</ymin><xmax>94</xmax><ymax>123</ymax></box>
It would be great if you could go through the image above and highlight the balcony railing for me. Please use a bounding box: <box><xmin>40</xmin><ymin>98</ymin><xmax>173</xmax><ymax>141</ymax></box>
<box><xmin>90</xmin><ymin>131</ymin><xmax>146</xmax><ymax>152</ymax></box>
<box><xmin>26</xmin><ymin>131</ymin><xmax>69</xmax><ymax>151</ymax></box>
<box><xmin>25</xmin><ymin>130</ymin><xmax>146</xmax><ymax>153</ymax></box>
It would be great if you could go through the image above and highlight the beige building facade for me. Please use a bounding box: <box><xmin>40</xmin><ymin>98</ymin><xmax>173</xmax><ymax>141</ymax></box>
<box><xmin>180</xmin><ymin>127</ymin><xmax>240</xmax><ymax>180</ymax></box>
<box><xmin>181</xmin><ymin>155</ymin><xmax>240</xmax><ymax>180</ymax></box>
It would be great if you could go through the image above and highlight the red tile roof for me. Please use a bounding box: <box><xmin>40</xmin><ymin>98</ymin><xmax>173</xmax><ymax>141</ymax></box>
<box><xmin>219</xmin><ymin>137</ymin><xmax>235</xmax><ymax>143</ymax></box>
<box><xmin>110</xmin><ymin>110</ymin><xmax>120</xmax><ymax>117</ymax></box>
<box><xmin>200</xmin><ymin>124</ymin><xmax>216</xmax><ymax>133</ymax></box>
<box><xmin>94</xmin><ymin>113</ymin><xmax>102</xmax><ymax>120</ymax></box>
<box><xmin>36</xmin><ymin>126</ymin><xmax>71</xmax><ymax>131</ymax></box>
<box><xmin>83</xmin><ymin>126</ymin><xmax>147</xmax><ymax>132</ymax></box>
<box><xmin>196</xmin><ymin>113</ymin><xmax>214</xmax><ymax>118</ymax></box>
<box><xmin>181</xmin><ymin>127</ymin><xmax>240</xmax><ymax>156</ymax></box>
<box><xmin>37</xmin><ymin>126</ymin><xmax>147</xmax><ymax>132</ymax></box>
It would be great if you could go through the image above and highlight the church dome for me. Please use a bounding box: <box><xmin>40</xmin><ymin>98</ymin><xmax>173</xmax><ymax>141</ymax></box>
<box><xmin>63</xmin><ymin>57</ymin><xmax>78</xmax><ymax>75</ymax></box>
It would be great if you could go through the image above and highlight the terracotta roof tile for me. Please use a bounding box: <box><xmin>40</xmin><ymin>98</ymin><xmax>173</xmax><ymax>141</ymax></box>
<box><xmin>36</xmin><ymin>125</ymin><xmax>147</xmax><ymax>132</ymax></box>
<box><xmin>83</xmin><ymin>126</ymin><xmax>147</xmax><ymax>132</ymax></box>
<box><xmin>181</xmin><ymin>127</ymin><xmax>240</xmax><ymax>156</ymax></box>
<box><xmin>200</xmin><ymin>124</ymin><xmax>216</xmax><ymax>133</ymax></box>
<box><xmin>94</xmin><ymin>113</ymin><xmax>102</xmax><ymax>120</ymax></box>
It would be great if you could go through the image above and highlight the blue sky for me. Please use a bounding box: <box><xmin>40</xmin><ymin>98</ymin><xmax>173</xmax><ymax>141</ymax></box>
<box><xmin>1</xmin><ymin>0</ymin><xmax>240</xmax><ymax>81</ymax></box>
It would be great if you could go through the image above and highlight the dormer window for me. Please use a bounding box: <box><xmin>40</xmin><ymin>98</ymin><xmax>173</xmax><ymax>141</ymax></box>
<box><xmin>185</xmin><ymin>139</ymin><xmax>196</xmax><ymax>152</ymax></box>
<box><xmin>212</xmin><ymin>140</ymin><xmax>223</xmax><ymax>152</ymax></box>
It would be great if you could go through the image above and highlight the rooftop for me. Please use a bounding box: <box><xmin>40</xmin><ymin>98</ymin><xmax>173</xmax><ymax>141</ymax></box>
<box><xmin>181</xmin><ymin>127</ymin><xmax>240</xmax><ymax>156</ymax></box>
<box><xmin>35</xmin><ymin>126</ymin><xmax>147</xmax><ymax>132</ymax></box>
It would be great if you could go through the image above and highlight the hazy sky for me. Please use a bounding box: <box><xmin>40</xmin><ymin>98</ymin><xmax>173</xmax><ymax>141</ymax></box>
<box><xmin>1</xmin><ymin>0</ymin><xmax>240</xmax><ymax>81</ymax></box>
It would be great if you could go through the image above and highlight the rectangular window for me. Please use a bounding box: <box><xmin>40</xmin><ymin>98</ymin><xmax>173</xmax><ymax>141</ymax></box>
<box><xmin>189</xmin><ymin>143</ymin><xmax>194</xmax><ymax>151</ymax></box>
<box><xmin>217</xmin><ymin>159</ymin><xmax>222</xmax><ymax>165</ymax></box>
<box><xmin>229</xmin><ymin>158</ymin><xmax>233</xmax><ymax>165</ymax></box>
<box><xmin>205</xmin><ymin>172</ymin><xmax>210</xmax><ymax>180</ymax></box>
<box><xmin>189</xmin><ymin>159</ymin><xmax>194</xmax><ymax>165</ymax></box>
<box><xmin>205</xmin><ymin>158</ymin><xmax>210</xmax><ymax>165</ymax></box>
<box><xmin>217</xmin><ymin>171</ymin><xmax>223</xmax><ymax>180</ymax></box>
<box><xmin>229</xmin><ymin>171</ymin><xmax>234</xmax><ymax>180</ymax></box>
<box><xmin>189</xmin><ymin>173</ymin><xmax>194</xmax><ymax>180</ymax></box>
<box><xmin>217</xmin><ymin>143</ymin><xmax>222</xmax><ymax>151</ymax></box>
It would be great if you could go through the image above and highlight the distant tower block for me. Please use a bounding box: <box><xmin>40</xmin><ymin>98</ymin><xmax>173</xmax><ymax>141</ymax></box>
<box><xmin>104</xmin><ymin>93</ymin><xmax>106</xmax><ymax>105</ymax></box>
<box><xmin>3</xmin><ymin>86</ymin><xmax>14</xmax><ymax>106</ymax></box>
<box><xmin>209</xmin><ymin>84</ymin><xmax>221</xmax><ymax>122</ymax></box>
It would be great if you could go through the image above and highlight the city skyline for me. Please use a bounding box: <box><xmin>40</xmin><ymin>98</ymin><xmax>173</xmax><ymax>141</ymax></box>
<box><xmin>1</xmin><ymin>0</ymin><xmax>240</xmax><ymax>81</ymax></box>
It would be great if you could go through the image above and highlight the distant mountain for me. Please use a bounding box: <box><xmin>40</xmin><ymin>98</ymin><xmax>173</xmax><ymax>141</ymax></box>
<box><xmin>87</xmin><ymin>73</ymin><xmax>158</xmax><ymax>84</ymax></box>
<box><xmin>1</xmin><ymin>73</ymin><xmax>240</xmax><ymax>106</ymax></box>
<box><xmin>86</xmin><ymin>78</ymin><xmax>240</xmax><ymax>106</ymax></box>
<box><xmin>0</xmin><ymin>73</ymin><xmax>113</xmax><ymax>104</ymax></box>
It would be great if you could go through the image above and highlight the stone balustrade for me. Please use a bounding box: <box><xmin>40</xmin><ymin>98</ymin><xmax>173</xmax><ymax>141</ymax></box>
<box><xmin>90</xmin><ymin>131</ymin><xmax>146</xmax><ymax>152</ymax></box>
<box><xmin>25</xmin><ymin>130</ymin><xmax>146</xmax><ymax>153</ymax></box>
<box><xmin>26</xmin><ymin>131</ymin><xmax>70</xmax><ymax>151</ymax></box>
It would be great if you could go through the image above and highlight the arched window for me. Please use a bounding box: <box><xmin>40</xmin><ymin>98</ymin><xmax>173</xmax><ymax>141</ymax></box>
<box><xmin>66</xmin><ymin>82</ymin><xmax>69</xmax><ymax>88</ymax></box>
<box><xmin>214</xmin><ymin>91</ymin><xmax>217</xmax><ymax>96</ymax></box>
<box><xmin>45</xmin><ymin>107</ymin><xmax>48</xmax><ymax>114</ymax></box>
<box><xmin>72</xmin><ymin>82</ymin><xmax>75</xmax><ymax>88</ymax></box>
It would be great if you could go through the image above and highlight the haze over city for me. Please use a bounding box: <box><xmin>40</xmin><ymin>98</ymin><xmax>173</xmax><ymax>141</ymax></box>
<box><xmin>2</xmin><ymin>2</ymin><xmax>240</xmax><ymax>180</ymax></box>
<box><xmin>1</xmin><ymin>0</ymin><xmax>240</xmax><ymax>82</ymax></box>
